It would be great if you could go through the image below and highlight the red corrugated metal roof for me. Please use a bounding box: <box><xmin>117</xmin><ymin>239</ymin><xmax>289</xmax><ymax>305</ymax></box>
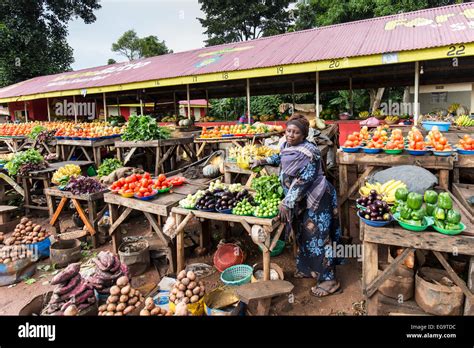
<box><xmin>1</xmin><ymin>3</ymin><xmax>473</xmax><ymax>100</ymax></box>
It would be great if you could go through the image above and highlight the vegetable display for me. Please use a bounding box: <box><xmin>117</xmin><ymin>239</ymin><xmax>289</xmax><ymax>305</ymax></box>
<box><xmin>43</xmin><ymin>263</ymin><xmax>96</xmax><ymax>315</ymax></box>
<box><xmin>2</xmin><ymin>217</ymin><xmax>50</xmax><ymax>246</ymax></box>
<box><xmin>87</xmin><ymin>251</ymin><xmax>130</xmax><ymax>295</ymax></box>
<box><xmin>251</xmin><ymin>175</ymin><xmax>283</xmax><ymax>201</ymax></box>
<box><xmin>456</xmin><ymin>134</ymin><xmax>474</xmax><ymax>151</ymax></box>
<box><xmin>426</xmin><ymin>127</ymin><xmax>453</xmax><ymax>152</ymax></box>
<box><xmin>51</xmin><ymin>164</ymin><xmax>81</xmax><ymax>185</ymax></box>
<box><xmin>109</xmin><ymin>172</ymin><xmax>178</xmax><ymax>198</ymax></box>
<box><xmin>0</xmin><ymin>245</ymin><xmax>33</xmax><ymax>264</ymax></box>
<box><xmin>5</xmin><ymin>149</ymin><xmax>46</xmax><ymax>176</ymax></box>
<box><xmin>359</xmin><ymin>180</ymin><xmax>406</xmax><ymax>204</ymax></box>
<box><xmin>140</xmin><ymin>297</ymin><xmax>172</xmax><ymax>316</ymax></box>
<box><xmin>169</xmin><ymin>270</ymin><xmax>205</xmax><ymax>305</ymax></box>
<box><xmin>384</xmin><ymin>129</ymin><xmax>404</xmax><ymax>150</ymax></box>
<box><xmin>98</xmin><ymin>276</ymin><xmax>145</xmax><ymax>316</ymax></box>
<box><xmin>122</xmin><ymin>115</ymin><xmax>171</xmax><ymax>141</ymax></box>
<box><xmin>64</xmin><ymin>176</ymin><xmax>104</xmax><ymax>195</ymax></box>
<box><xmin>356</xmin><ymin>190</ymin><xmax>392</xmax><ymax>222</ymax></box>
<box><xmin>97</xmin><ymin>158</ymin><xmax>123</xmax><ymax>177</ymax></box>
<box><xmin>407</xmin><ymin>127</ymin><xmax>426</xmax><ymax>150</ymax></box>
<box><xmin>28</xmin><ymin>125</ymin><xmax>47</xmax><ymax>140</ymax></box>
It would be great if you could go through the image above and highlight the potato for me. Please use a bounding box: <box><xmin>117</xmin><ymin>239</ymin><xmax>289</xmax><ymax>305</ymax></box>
<box><xmin>129</xmin><ymin>288</ymin><xmax>135</xmax><ymax>298</ymax></box>
<box><xmin>192</xmin><ymin>286</ymin><xmax>201</xmax><ymax>295</ymax></box>
<box><xmin>187</xmin><ymin>281</ymin><xmax>197</xmax><ymax>290</ymax></box>
<box><xmin>187</xmin><ymin>271</ymin><xmax>196</xmax><ymax>281</ymax></box>
<box><xmin>33</xmin><ymin>225</ymin><xmax>41</xmax><ymax>232</ymax></box>
<box><xmin>146</xmin><ymin>302</ymin><xmax>155</xmax><ymax>311</ymax></box>
<box><xmin>171</xmin><ymin>288</ymin><xmax>178</xmax><ymax>295</ymax></box>
<box><xmin>37</xmin><ymin>232</ymin><xmax>44</xmax><ymax>238</ymax></box>
<box><xmin>128</xmin><ymin>296</ymin><xmax>138</xmax><ymax>305</ymax></box>
<box><xmin>145</xmin><ymin>297</ymin><xmax>154</xmax><ymax>306</ymax></box>
<box><xmin>116</xmin><ymin>303</ymin><xmax>126</xmax><ymax>312</ymax></box>
<box><xmin>177</xmin><ymin>270</ymin><xmax>187</xmax><ymax>280</ymax></box>
<box><xmin>190</xmin><ymin>295</ymin><xmax>199</xmax><ymax>303</ymax></box>
<box><xmin>123</xmin><ymin>306</ymin><xmax>135</xmax><ymax>315</ymax></box>
<box><xmin>169</xmin><ymin>294</ymin><xmax>176</xmax><ymax>303</ymax></box>
<box><xmin>25</xmin><ymin>226</ymin><xmax>33</xmax><ymax>232</ymax></box>
<box><xmin>185</xmin><ymin>290</ymin><xmax>193</xmax><ymax>298</ymax></box>
<box><xmin>182</xmin><ymin>297</ymin><xmax>190</xmax><ymax>304</ymax></box>
<box><xmin>181</xmin><ymin>278</ymin><xmax>190</xmax><ymax>286</ymax></box>
<box><xmin>20</xmin><ymin>217</ymin><xmax>28</xmax><ymax>224</ymax></box>
<box><xmin>178</xmin><ymin>283</ymin><xmax>186</xmax><ymax>291</ymax></box>
<box><xmin>134</xmin><ymin>301</ymin><xmax>141</xmax><ymax>308</ymax></box>
<box><xmin>110</xmin><ymin>285</ymin><xmax>121</xmax><ymax>296</ymax></box>
<box><xmin>106</xmin><ymin>311</ymin><xmax>115</xmax><ymax>316</ymax></box>
<box><xmin>150</xmin><ymin>307</ymin><xmax>161</xmax><ymax>316</ymax></box>
<box><xmin>114</xmin><ymin>312</ymin><xmax>123</xmax><ymax>316</ymax></box>
<box><xmin>107</xmin><ymin>303</ymin><xmax>117</xmax><ymax>312</ymax></box>
<box><xmin>17</xmin><ymin>224</ymin><xmax>25</xmax><ymax>230</ymax></box>
<box><xmin>99</xmin><ymin>304</ymin><xmax>108</xmax><ymax>312</ymax></box>
<box><xmin>26</xmin><ymin>221</ymin><xmax>32</xmax><ymax>227</ymax></box>
<box><xmin>199</xmin><ymin>291</ymin><xmax>204</xmax><ymax>297</ymax></box>
<box><xmin>140</xmin><ymin>309</ymin><xmax>150</xmax><ymax>316</ymax></box>
<box><xmin>116</xmin><ymin>276</ymin><xmax>129</xmax><ymax>287</ymax></box>
<box><xmin>119</xmin><ymin>295</ymin><xmax>129</xmax><ymax>303</ymax></box>
<box><xmin>4</xmin><ymin>258</ymin><xmax>11</xmax><ymax>264</ymax></box>
<box><xmin>176</xmin><ymin>291</ymin><xmax>184</xmax><ymax>299</ymax></box>
<box><xmin>120</xmin><ymin>285</ymin><xmax>131</xmax><ymax>295</ymax></box>
<box><xmin>108</xmin><ymin>295</ymin><xmax>119</xmax><ymax>304</ymax></box>
<box><xmin>165</xmin><ymin>311</ymin><xmax>172</xmax><ymax>316</ymax></box>
<box><xmin>32</xmin><ymin>238</ymin><xmax>38</xmax><ymax>242</ymax></box>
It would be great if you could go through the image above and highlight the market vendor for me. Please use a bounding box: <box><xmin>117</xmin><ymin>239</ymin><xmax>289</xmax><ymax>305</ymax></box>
<box><xmin>251</xmin><ymin>114</ymin><xmax>343</xmax><ymax>297</ymax></box>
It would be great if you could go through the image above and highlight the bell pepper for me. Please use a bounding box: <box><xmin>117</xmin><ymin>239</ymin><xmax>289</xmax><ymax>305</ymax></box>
<box><xmin>403</xmin><ymin>219</ymin><xmax>422</xmax><ymax>226</ymax></box>
<box><xmin>423</xmin><ymin>190</ymin><xmax>438</xmax><ymax>204</ymax></box>
<box><xmin>411</xmin><ymin>207</ymin><xmax>425</xmax><ymax>221</ymax></box>
<box><xmin>446</xmin><ymin>209</ymin><xmax>461</xmax><ymax>224</ymax></box>
<box><xmin>434</xmin><ymin>219</ymin><xmax>445</xmax><ymax>229</ymax></box>
<box><xmin>407</xmin><ymin>192</ymin><xmax>423</xmax><ymax>210</ymax></box>
<box><xmin>445</xmin><ymin>223</ymin><xmax>462</xmax><ymax>231</ymax></box>
<box><xmin>400</xmin><ymin>206</ymin><xmax>412</xmax><ymax>220</ymax></box>
<box><xmin>425</xmin><ymin>203</ymin><xmax>436</xmax><ymax>217</ymax></box>
<box><xmin>438</xmin><ymin>192</ymin><xmax>452</xmax><ymax>210</ymax></box>
<box><xmin>434</xmin><ymin>207</ymin><xmax>446</xmax><ymax>221</ymax></box>
<box><xmin>395</xmin><ymin>187</ymin><xmax>409</xmax><ymax>202</ymax></box>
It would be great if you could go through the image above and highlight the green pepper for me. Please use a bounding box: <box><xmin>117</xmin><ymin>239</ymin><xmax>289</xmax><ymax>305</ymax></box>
<box><xmin>438</xmin><ymin>192</ymin><xmax>453</xmax><ymax>210</ymax></box>
<box><xmin>434</xmin><ymin>207</ymin><xmax>446</xmax><ymax>221</ymax></box>
<box><xmin>423</xmin><ymin>190</ymin><xmax>438</xmax><ymax>204</ymax></box>
<box><xmin>411</xmin><ymin>207</ymin><xmax>425</xmax><ymax>221</ymax></box>
<box><xmin>425</xmin><ymin>203</ymin><xmax>437</xmax><ymax>217</ymax></box>
<box><xmin>400</xmin><ymin>206</ymin><xmax>412</xmax><ymax>220</ymax></box>
<box><xmin>445</xmin><ymin>223</ymin><xmax>461</xmax><ymax>231</ymax></box>
<box><xmin>446</xmin><ymin>209</ymin><xmax>461</xmax><ymax>224</ymax></box>
<box><xmin>395</xmin><ymin>187</ymin><xmax>409</xmax><ymax>202</ymax></box>
<box><xmin>400</xmin><ymin>218</ymin><xmax>422</xmax><ymax>226</ymax></box>
<box><xmin>407</xmin><ymin>192</ymin><xmax>423</xmax><ymax>210</ymax></box>
<box><xmin>434</xmin><ymin>219</ymin><xmax>445</xmax><ymax>229</ymax></box>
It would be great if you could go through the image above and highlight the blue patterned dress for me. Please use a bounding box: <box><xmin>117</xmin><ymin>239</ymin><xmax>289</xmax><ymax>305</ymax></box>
<box><xmin>266</xmin><ymin>146</ymin><xmax>342</xmax><ymax>282</ymax></box>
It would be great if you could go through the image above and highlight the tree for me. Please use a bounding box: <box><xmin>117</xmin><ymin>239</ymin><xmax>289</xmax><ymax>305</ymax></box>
<box><xmin>0</xmin><ymin>0</ymin><xmax>101</xmax><ymax>87</ymax></box>
<box><xmin>107</xmin><ymin>58</ymin><xmax>117</xmax><ymax>65</ymax></box>
<box><xmin>197</xmin><ymin>0</ymin><xmax>294</xmax><ymax>46</ymax></box>
<box><xmin>111</xmin><ymin>30</ymin><xmax>172</xmax><ymax>61</ymax></box>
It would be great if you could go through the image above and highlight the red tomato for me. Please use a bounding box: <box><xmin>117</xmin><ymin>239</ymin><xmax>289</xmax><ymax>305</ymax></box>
<box><xmin>125</xmin><ymin>177</ymin><xmax>133</xmax><ymax>184</ymax></box>
<box><xmin>158</xmin><ymin>174</ymin><xmax>166</xmax><ymax>182</ymax></box>
<box><xmin>144</xmin><ymin>172</ymin><xmax>151</xmax><ymax>179</ymax></box>
<box><xmin>139</xmin><ymin>187</ymin><xmax>148</xmax><ymax>194</ymax></box>
<box><xmin>140</xmin><ymin>179</ymin><xmax>148</xmax><ymax>186</ymax></box>
<box><xmin>125</xmin><ymin>189</ymin><xmax>133</xmax><ymax>194</ymax></box>
<box><xmin>144</xmin><ymin>192</ymin><xmax>151</xmax><ymax>197</ymax></box>
<box><xmin>136</xmin><ymin>192</ymin><xmax>143</xmax><ymax>198</ymax></box>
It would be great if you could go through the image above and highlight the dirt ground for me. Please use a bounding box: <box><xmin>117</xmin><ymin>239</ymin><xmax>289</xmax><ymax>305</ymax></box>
<box><xmin>0</xmin><ymin>209</ymin><xmax>365</xmax><ymax>316</ymax></box>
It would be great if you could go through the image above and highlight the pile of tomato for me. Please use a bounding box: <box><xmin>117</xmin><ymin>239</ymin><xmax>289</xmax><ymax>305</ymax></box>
<box><xmin>110</xmin><ymin>173</ymin><xmax>186</xmax><ymax>198</ymax></box>
<box><xmin>457</xmin><ymin>134</ymin><xmax>473</xmax><ymax>150</ymax></box>
<box><xmin>384</xmin><ymin>129</ymin><xmax>404</xmax><ymax>150</ymax></box>
<box><xmin>407</xmin><ymin>128</ymin><xmax>426</xmax><ymax>150</ymax></box>
<box><xmin>343</xmin><ymin>131</ymin><xmax>363</xmax><ymax>148</ymax></box>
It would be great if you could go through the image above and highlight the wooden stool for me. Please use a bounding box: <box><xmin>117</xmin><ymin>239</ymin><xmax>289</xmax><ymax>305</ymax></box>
<box><xmin>0</xmin><ymin>205</ymin><xmax>19</xmax><ymax>233</ymax></box>
<box><xmin>235</xmin><ymin>280</ymin><xmax>294</xmax><ymax>315</ymax></box>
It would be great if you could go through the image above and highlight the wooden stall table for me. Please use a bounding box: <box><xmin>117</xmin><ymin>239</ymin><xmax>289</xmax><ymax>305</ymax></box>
<box><xmin>56</xmin><ymin>137</ymin><xmax>117</xmax><ymax>167</ymax></box>
<box><xmin>44</xmin><ymin>187</ymin><xmax>108</xmax><ymax>248</ymax></box>
<box><xmin>0</xmin><ymin>136</ymin><xmax>28</xmax><ymax>153</ymax></box>
<box><xmin>115</xmin><ymin>136</ymin><xmax>197</xmax><ymax>177</ymax></box>
<box><xmin>19</xmin><ymin>160</ymin><xmax>93</xmax><ymax>214</ymax></box>
<box><xmin>171</xmin><ymin>206</ymin><xmax>283</xmax><ymax>281</ymax></box>
<box><xmin>26</xmin><ymin>138</ymin><xmax>57</xmax><ymax>157</ymax></box>
<box><xmin>452</xmin><ymin>183</ymin><xmax>474</xmax><ymax>225</ymax></box>
<box><xmin>336</xmin><ymin>151</ymin><xmax>454</xmax><ymax>237</ymax></box>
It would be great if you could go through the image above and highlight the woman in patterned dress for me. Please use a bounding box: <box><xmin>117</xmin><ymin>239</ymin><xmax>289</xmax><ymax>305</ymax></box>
<box><xmin>252</xmin><ymin>114</ymin><xmax>342</xmax><ymax>297</ymax></box>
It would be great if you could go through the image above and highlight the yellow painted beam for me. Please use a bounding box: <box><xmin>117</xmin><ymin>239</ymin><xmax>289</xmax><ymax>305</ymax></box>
<box><xmin>1</xmin><ymin>43</ymin><xmax>473</xmax><ymax>103</ymax></box>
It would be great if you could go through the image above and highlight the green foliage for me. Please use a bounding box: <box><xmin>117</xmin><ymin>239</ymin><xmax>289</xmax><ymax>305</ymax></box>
<box><xmin>122</xmin><ymin>115</ymin><xmax>171</xmax><ymax>141</ymax></box>
<box><xmin>0</xmin><ymin>0</ymin><xmax>101</xmax><ymax>87</ymax></box>
<box><xmin>5</xmin><ymin>149</ymin><xmax>44</xmax><ymax>176</ymax></box>
<box><xmin>97</xmin><ymin>158</ymin><xmax>123</xmax><ymax>177</ymax></box>
<box><xmin>28</xmin><ymin>125</ymin><xmax>47</xmax><ymax>140</ymax></box>
<box><xmin>107</xmin><ymin>58</ymin><xmax>117</xmax><ymax>65</ymax></box>
<box><xmin>111</xmin><ymin>29</ymin><xmax>172</xmax><ymax>60</ymax></box>
<box><xmin>197</xmin><ymin>0</ymin><xmax>294</xmax><ymax>46</ymax></box>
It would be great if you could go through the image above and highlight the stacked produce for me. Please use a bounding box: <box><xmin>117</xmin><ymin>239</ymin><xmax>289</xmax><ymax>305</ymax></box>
<box><xmin>393</xmin><ymin>190</ymin><xmax>426</xmax><ymax>226</ymax></box>
<box><xmin>5</xmin><ymin>149</ymin><xmax>47</xmax><ymax>176</ymax></box>
<box><xmin>64</xmin><ymin>176</ymin><xmax>104</xmax><ymax>195</ymax></box>
<box><xmin>51</xmin><ymin>164</ymin><xmax>81</xmax><ymax>185</ymax></box>
<box><xmin>179</xmin><ymin>190</ymin><xmax>206</xmax><ymax>209</ymax></box>
<box><xmin>209</xmin><ymin>180</ymin><xmax>242</xmax><ymax>193</ymax></box>
<box><xmin>357</xmin><ymin>190</ymin><xmax>392</xmax><ymax>222</ymax></box>
<box><xmin>169</xmin><ymin>270</ymin><xmax>205</xmax><ymax>305</ymax></box>
<box><xmin>2</xmin><ymin>217</ymin><xmax>50</xmax><ymax>246</ymax></box>
<box><xmin>0</xmin><ymin>245</ymin><xmax>33</xmax><ymax>264</ymax></box>
<box><xmin>140</xmin><ymin>297</ymin><xmax>172</xmax><ymax>316</ymax></box>
<box><xmin>232</xmin><ymin>198</ymin><xmax>255</xmax><ymax>216</ymax></box>
<box><xmin>199</xmin><ymin>124</ymin><xmax>283</xmax><ymax>139</ymax></box>
<box><xmin>426</xmin><ymin>126</ymin><xmax>452</xmax><ymax>152</ymax></box>
<box><xmin>384</xmin><ymin>115</ymin><xmax>399</xmax><ymax>124</ymax></box>
<box><xmin>456</xmin><ymin>134</ymin><xmax>473</xmax><ymax>151</ymax></box>
<box><xmin>43</xmin><ymin>263</ymin><xmax>96</xmax><ymax>315</ymax></box>
<box><xmin>372</xmin><ymin>126</ymin><xmax>389</xmax><ymax>143</ymax></box>
<box><xmin>195</xmin><ymin>190</ymin><xmax>216</xmax><ymax>211</ymax></box>
<box><xmin>122</xmin><ymin>115</ymin><xmax>171</xmax><ymax>141</ymax></box>
<box><xmin>359</xmin><ymin>180</ymin><xmax>406</xmax><ymax>204</ymax></box>
<box><xmin>430</xmin><ymin>192</ymin><xmax>463</xmax><ymax>231</ymax></box>
<box><xmin>454</xmin><ymin>115</ymin><xmax>474</xmax><ymax>127</ymax></box>
<box><xmin>251</xmin><ymin>175</ymin><xmax>283</xmax><ymax>217</ymax></box>
<box><xmin>228</xmin><ymin>144</ymin><xmax>279</xmax><ymax>163</ymax></box>
<box><xmin>87</xmin><ymin>251</ymin><xmax>130</xmax><ymax>295</ymax></box>
<box><xmin>384</xmin><ymin>129</ymin><xmax>404</xmax><ymax>150</ymax></box>
<box><xmin>97</xmin><ymin>158</ymin><xmax>123</xmax><ymax>177</ymax></box>
<box><xmin>55</xmin><ymin>123</ymin><xmax>125</xmax><ymax>139</ymax></box>
<box><xmin>98</xmin><ymin>276</ymin><xmax>144</xmax><ymax>316</ymax></box>
<box><xmin>342</xmin><ymin>131</ymin><xmax>363</xmax><ymax>148</ymax></box>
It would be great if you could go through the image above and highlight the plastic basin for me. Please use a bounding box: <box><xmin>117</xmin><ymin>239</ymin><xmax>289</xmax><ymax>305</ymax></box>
<box><xmin>393</xmin><ymin>212</ymin><xmax>432</xmax><ymax>232</ymax></box>
<box><xmin>422</xmin><ymin>121</ymin><xmax>450</xmax><ymax>132</ymax></box>
<box><xmin>357</xmin><ymin>211</ymin><xmax>393</xmax><ymax>227</ymax></box>
<box><xmin>432</xmin><ymin>222</ymin><xmax>466</xmax><ymax>236</ymax></box>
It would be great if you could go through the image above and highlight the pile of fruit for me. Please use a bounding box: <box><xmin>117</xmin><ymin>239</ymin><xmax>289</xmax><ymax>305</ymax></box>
<box><xmin>454</xmin><ymin>115</ymin><xmax>474</xmax><ymax>127</ymax></box>
<box><xmin>426</xmin><ymin>126</ymin><xmax>452</xmax><ymax>152</ymax></box>
<box><xmin>2</xmin><ymin>217</ymin><xmax>50</xmax><ymax>246</ymax></box>
<box><xmin>199</xmin><ymin>123</ymin><xmax>283</xmax><ymax>139</ymax></box>
<box><xmin>254</xmin><ymin>197</ymin><xmax>280</xmax><ymax>217</ymax></box>
<box><xmin>44</xmin><ymin>263</ymin><xmax>96</xmax><ymax>315</ymax></box>
<box><xmin>228</xmin><ymin>144</ymin><xmax>279</xmax><ymax>162</ymax></box>
<box><xmin>359</xmin><ymin>180</ymin><xmax>406</xmax><ymax>204</ymax></box>
<box><xmin>357</xmin><ymin>190</ymin><xmax>392</xmax><ymax>222</ymax></box>
<box><xmin>51</xmin><ymin>164</ymin><xmax>81</xmax><ymax>185</ymax></box>
<box><xmin>169</xmin><ymin>270</ymin><xmax>205</xmax><ymax>305</ymax></box>
<box><xmin>456</xmin><ymin>134</ymin><xmax>473</xmax><ymax>151</ymax></box>
<box><xmin>384</xmin><ymin>115</ymin><xmax>400</xmax><ymax>124</ymax></box>
<box><xmin>407</xmin><ymin>127</ymin><xmax>426</xmax><ymax>150</ymax></box>
<box><xmin>98</xmin><ymin>276</ymin><xmax>145</xmax><ymax>316</ymax></box>
<box><xmin>214</xmin><ymin>189</ymin><xmax>253</xmax><ymax>211</ymax></box>
<box><xmin>384</xmin><ymin>129</ymin><xmax>404</xmax><ymax>150</ymax></box>
<box><xmin>0</xmin><ymin>245</ymin><xmax>33</xmax><ymax>264</ymax></box>
<box><xmin>179</xmin><ymin>190</ymin><xmax>206</xmax><ymax>209</ymax></box>
<box><xmin>342</xmin><ymin>131</ymin><xmax>363</xmax><ymax>148</ymax></box>
<box><xmin>55</xmin><ymin>123</ymin><xmax>125</xmax><ymax>139</ymax></box>
<box><xmin>154</xmin><ymin>174</ymin><xmax>173</xmax><ymax>191</ymax></box>
<box><xmin>232</xmin><ymin>198</ymin><xmax>255</xmax><ymax>216</ymax></box>
<box><xmin>109</xmin><ymin>172</ymin><xmax>177</xmax><ymax>198</ymax></box>
<box><xmin>87</xmin><ymin>251</ymin><xmax>130</xmax><ymax>295</ymax></box>
<box><xmin>140</xmin><ymin>297</ymin><xmax>171</xmax><ymax>316</ymax></box>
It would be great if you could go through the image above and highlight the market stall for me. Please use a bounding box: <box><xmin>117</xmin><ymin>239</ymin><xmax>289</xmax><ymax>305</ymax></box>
<box><xmin>56</xmin><ymin>137</ymin><xmax>117</xmax><ymax>167</ymax></box>
<box><xmin>0</xmin><ymin>136</ymin><xmax>29</xmax><ymax>153</ymax></box>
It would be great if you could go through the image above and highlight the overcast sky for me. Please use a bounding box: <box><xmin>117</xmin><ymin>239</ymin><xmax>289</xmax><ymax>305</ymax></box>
<box><xmin>67</xmin><ymin>0</ymin><xmax>207</xmax><ymax>70</ymax></box>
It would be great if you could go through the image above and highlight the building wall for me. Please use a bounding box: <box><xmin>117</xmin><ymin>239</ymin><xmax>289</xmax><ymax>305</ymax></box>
<box><xmin>412</xmin><ymin>91</ymin><xmax>471</xmax><ymax>114</ymax></box>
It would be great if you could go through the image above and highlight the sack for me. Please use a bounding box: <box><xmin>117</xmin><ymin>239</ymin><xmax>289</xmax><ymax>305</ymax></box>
<box><xmin>370</xmin><ymin>165</ymin><xmax>438</xmax><ymax>194</ymax></box>
<box><xmin>0</xmin><ymin>257</ymin><xmax>36</xmax><ymax>287</ymax></box>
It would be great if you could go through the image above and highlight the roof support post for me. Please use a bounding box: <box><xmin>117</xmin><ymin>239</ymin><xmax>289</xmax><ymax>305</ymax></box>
<box><xmin>205</xmin><ymin>89</ymin><xmax>209</xmax><ymax>118</ymax></box>
<box><xmin>140</xmin><ymin>99</ymin><xmax>144</xmax><ymax>116</ymax></box>
<box><xmin>414</xmin><ymin>61</ymin><xmax>420</xmax><ymax>125</ymax></box>
<box><xmin>103</xmin><ymin>92</ymin><xmax>107</xmax><ymax>122</ymax></box>
<box><xmin>349</xmin><ymin>76</ymin><xmax>353</xmax><ymax>117</ymax></box>
<box><xmin>246</xmin><ymin>78</ymin><xmax>251</xmax><ymax>126</ymax></box>
<box><xmin>117</xmin><ymin>96</ymin><xmax>121</xmax><ymax>117</ymax></box>
<box><xmin>24</xmin><ymin>101</ymin><xmax>28</xmax><ymax>122</ymax></box>
<box><xmin>46</xmin><ymin>97</ymin><xmax>51</xmax><ymax>122</ymax></box>
<box><xmin>186</xmin><ymin>84</ymin><xmax>191</xmax><ymax>119</ymax></box>
<box><xmin>73</xmin><ymin>95</ymin><xmax>77</xmax><ymax>123</ymax></box>
<box><xmin>173</xmin><ymin>91</ymin><xmax>177</xmax><ymax>117</ymax></box>
<box><xmin>315</xmin><ymin>71</ymin><xmax>320</xmax><ymax>119</ymax></box>
<box><xmin>291</xmin><ymin>82</ymin><xmax>295</xmax><ymax>115</ymax></box>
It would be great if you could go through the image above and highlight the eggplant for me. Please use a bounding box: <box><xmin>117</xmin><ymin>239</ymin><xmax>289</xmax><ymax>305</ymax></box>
<box><xmin>370</xmin><ymin>212</ymin><xmax>378</xmax><ymax>218</ymax></box>
<box><xmin>376</xmin><ymin>216</ymin><xmax>383</xmax><ymax>221</ymax></box>
<box><xmin>364</xmin><ymin>214</ymin><xmax>370</xmax><ymax>219</ymax></box>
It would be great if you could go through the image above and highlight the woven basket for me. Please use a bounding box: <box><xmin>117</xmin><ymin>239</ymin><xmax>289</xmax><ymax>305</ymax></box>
<box><xmin>57</xmin><ymin>229</ymin><xmax>88</xmax><ymax>241</ymax></box>
<box><xmin>220</xmin><ymin>264</ymin><xmax>253</xmax><ymax>286</ymax></box>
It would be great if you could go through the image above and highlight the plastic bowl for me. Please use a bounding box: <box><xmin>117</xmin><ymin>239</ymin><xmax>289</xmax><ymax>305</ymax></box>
<box><xmin>253</xmin><ymin>212</ymin><xmax>278</xmax><ymax>219</ymax></box>
<box><xmin>134</xmin><ymin>190</ymin><xmax>158</xmax><ymax>201</ymax></box>
<box><xmin>455</xmin><ymin>148</ymin><xmax>474</xmax><ymax>155</ymax></box>
<box><xmin>433</xmin><ymin>150</ymin><xmax>454</xmax><ymax>157</ymax></box>
<box><xmin>393</xmin><ymin>212</ymin><xmax>432</xmax><ymax>232</ymax></box>
<box><xmin>220</xmin><ymin>264</ymin><xmax>253</xmax><ymax>286</ymax></box>
<box><xmin>216</xmin><ymin>208</ymin><xmax>232</xmax><ymax>214</ymax></box>
<box><xmin>358</xmin><ymin>211</ymin><xmax>393</xmax><ymax>227</ymax></box>
<box><xmin>362</xmin><ymin>147</ymin><xmax>382</xmax><ymax>154</ymax></box>
<box><xmin>384</xmin><ymin>149</ymin><xmax>403</xmax><ymax>154</ymax></box>
<box><xmin>119</xmin><ymin>191</ymin><xmax>134</xmax><ymax>198</ymax></box>
<box><xmin>213</xmin><ymin>244</ymin><xmax>244</xmax><ymax>272</ymax></box>
<box><xmin>422</xmin><ymin>121</ymin><xmax>451</xmax><ymax>132</ymax></box>
<box><xmin>432</xmin><ymin>222</ymin><xmax>466</xmax><ymax>236</ymax></box>
<box><xmin>258</xmin><ymin>240</ymin><xmax>285</xmax><ymax>257</ymax></box>
<box><xmin>197</xmin><ymin>207</ymin><xmax>215</xmax><ymax>212</ymax></box>
<box><xmin>156</xmin><ymin>186</ymin><xmax>172</xmax><ymax>193</ymax></box>
<box><xmin>406</xmin><ymin>149</ymin><xmax>429</xmax><ymax>156</ymax></box>
<box><xmin>341</xmin><ymin>147</ymin><xmax>361</xmax><ymax>153</ymax></box>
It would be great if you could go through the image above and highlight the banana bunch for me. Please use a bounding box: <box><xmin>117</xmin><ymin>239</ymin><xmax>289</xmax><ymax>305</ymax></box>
<box><xmin>384</xmin><ymin>115</ymin><xmax>399</xmax><ymax>124</ymax></box>
<box><xmin>52</xmin><ymin>164</ymin><xmax>81</xmax><ymax>185</ymax></box>
<box><xmin>229</xmin><ymin>145</ymin><xmax>278</xmax><ymax>161</ymax></box>
<box><xmin>359</xmin><ymin>180</ymin><xmax>407</xmax><ymax>203</ymax></box>
<box><xmin>454</xmin><ymin>115</ymin><xmax>474</xmax><ymax>127</ymax></box>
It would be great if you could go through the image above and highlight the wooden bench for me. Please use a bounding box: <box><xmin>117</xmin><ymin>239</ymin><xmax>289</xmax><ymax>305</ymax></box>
<box><xmin>0</xmin><ymin>205</ymin><xmax>19</xmax><ymax>233</ymax></box>
<box><xmin>235</xmin><ymin>280</ymin><xmax>294</xmax><ymax>315</ymax></box>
